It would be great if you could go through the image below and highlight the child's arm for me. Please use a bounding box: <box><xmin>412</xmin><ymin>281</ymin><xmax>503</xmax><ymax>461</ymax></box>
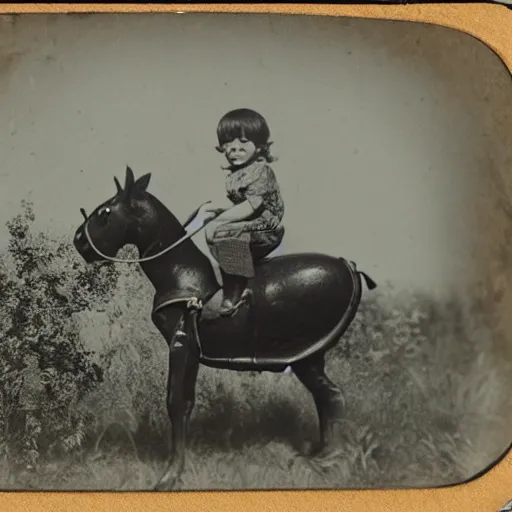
<box><xmin>204</xmin><ymin>200</ymin><xmax>256</xmax><ymax>242</ymax></box>
<box><xmin>213</xmin><ymin>200</ymin><xmax>255</xmax><ymax>223</ymax></box>
<box><xmin>202</xmin><ymin>197</ymin><xmax>233</xmax><ymax>212</ymax></box>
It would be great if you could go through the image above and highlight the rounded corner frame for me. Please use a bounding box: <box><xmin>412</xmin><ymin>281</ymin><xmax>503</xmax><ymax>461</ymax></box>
<box><xmin>0</xmin><ymin>3</ymin><xmax>511</xmax><ymax>512</ymax></box>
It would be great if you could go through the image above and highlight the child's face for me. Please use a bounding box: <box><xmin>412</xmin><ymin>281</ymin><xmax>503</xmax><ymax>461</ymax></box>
<box><xmin>221</xmin><ymin>137</ymin><xmax>257</xmax><ymax>168</ymax></box>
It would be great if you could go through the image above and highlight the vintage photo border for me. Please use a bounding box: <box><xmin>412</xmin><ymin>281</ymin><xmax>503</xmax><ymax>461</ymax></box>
<box><xmin>0</xmin><ymin>2</ymin><xmax>511</xmax><ymax>511</ymax></box>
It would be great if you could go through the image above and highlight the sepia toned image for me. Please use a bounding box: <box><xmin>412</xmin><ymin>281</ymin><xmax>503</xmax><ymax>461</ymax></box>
<box><xmin>0</xmin><ymin>11</ymin><xmax>511</xmax><ymax>492</ymax></box>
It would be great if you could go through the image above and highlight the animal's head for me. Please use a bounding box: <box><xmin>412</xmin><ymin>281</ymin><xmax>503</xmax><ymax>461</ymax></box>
<box><xmin>73</xmin><ymin>165</ymin><xmax>152</xmax><ymax>263</ymax></box>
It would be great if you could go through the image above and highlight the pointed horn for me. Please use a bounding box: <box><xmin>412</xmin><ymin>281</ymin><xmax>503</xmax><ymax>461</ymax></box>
<box><xmin>80</xmin><ymin>208</ymin><xmax>88</xmax><ymax>221</ymax></box>
<box><xmin>114</xmin><ymin>177</ymin><xmax>123</xmax><ymax>194</ymax></box>
<box><xmin>125</xmin><ymin>165</ymin><xmax>135</xmax><ymax>191</ymax></box>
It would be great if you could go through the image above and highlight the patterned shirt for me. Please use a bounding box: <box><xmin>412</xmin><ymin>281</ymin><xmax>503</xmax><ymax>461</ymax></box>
<box><xmin>224</xmin><ymin>158</ymin><xmax>285</xmax><ymax>232</ymax></box>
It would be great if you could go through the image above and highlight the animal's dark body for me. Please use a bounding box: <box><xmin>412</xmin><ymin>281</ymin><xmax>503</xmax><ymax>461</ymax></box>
<box><xmin>73</xmin><ymin>166</ymin><xmax>377</xmax><ymax>490</ymax></box>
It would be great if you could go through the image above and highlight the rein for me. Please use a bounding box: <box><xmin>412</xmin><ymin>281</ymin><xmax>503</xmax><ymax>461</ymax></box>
<box><xmin>83</xmin><ymin>207</ymin><xmax>214</xmax><ymax>264</ymax></box>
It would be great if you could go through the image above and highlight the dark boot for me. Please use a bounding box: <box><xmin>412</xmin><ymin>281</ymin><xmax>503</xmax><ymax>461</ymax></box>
<box><xmin>219</xmin><ymin>271</ymin><xmax>249</xmax><ymax>317</ymax></box>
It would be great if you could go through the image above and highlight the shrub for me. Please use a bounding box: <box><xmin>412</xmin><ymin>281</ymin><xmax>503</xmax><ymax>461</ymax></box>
<box><xmin>0</xmin><ymin>200</ymin><xmax>120</xmax><ymax>467</ymax></box>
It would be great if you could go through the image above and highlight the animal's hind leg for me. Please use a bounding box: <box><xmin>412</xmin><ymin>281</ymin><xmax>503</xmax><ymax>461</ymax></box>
<box><xmin>292</xmin><ymin>352</ymin><xmax>345</xmax><ymax>455</ymax></box>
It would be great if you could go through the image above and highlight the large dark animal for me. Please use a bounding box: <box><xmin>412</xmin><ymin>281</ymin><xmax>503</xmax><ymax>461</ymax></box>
<box><xmin>72</xmin><ymin>166</ymin><xmax>377</xmax><ymax>490</ymax></box>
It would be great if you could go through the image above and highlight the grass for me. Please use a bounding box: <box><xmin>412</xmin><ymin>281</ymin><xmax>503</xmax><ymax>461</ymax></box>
<box><xmin>2</xmin><ymin>270</ymin><xmax>512</xmax><ymax>491</ymax></box>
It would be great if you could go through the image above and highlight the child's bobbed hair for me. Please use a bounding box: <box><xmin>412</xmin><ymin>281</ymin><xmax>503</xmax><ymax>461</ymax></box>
<box><xmin>215</xmin><ymin>108</ymin><xmax>276</xmax><ymax>163</ymax></box>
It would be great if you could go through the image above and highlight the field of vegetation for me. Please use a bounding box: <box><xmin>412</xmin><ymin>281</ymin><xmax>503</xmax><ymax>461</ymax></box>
<box><xmin>0</xmin><ymin>201</ymin><xmax>511</xmax><ymax>491</ymax></box>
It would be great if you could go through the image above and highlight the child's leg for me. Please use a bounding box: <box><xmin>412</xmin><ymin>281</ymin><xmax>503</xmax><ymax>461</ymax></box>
<box><xmin>208</xmin><ymin>225</ymin><xmax>284</xmax><ymax>317</ymax></box>
<box><xmin>209</xmin><ymin>229</ymin><xmax>255</xmax><ymax>316</ymax></box>
<box><xmin>219</xmin><ymin>270</ymin><xmax>250</xmax><ymax>315</ymax></box>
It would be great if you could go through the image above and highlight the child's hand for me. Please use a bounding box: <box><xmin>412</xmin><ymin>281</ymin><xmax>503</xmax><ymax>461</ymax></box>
<box><xmin>203</xmin><ymin>199</ymin><xmax>232</xmax><ymax>213</ymax></box>
<box><xmin>198</xmin><ymin>202</ymin><xmax>214</xmax><ymax>215</ymax></box>
<box><xmin>195</xmin><ymin>203</ymin><xmax>219</xmax><ymax>223</ymax></box>
<box><xmin>203</xmin><ymin>211</ymin><xmax>218</xmax><ymax>222</ymax></box>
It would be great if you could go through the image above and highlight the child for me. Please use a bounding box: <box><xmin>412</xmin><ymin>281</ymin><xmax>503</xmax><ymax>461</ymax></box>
<box><xmin>200</xmin><ymin>108</ymin><xmax>285</xmax><ymax>317</ymax></box>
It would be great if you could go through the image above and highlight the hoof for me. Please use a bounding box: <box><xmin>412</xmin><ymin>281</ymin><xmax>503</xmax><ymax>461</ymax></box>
<box><xmin>300</xmin><ymin>440</ymin><xmax>324</xmax><ymax>457</ymax></box>
<box><xmin>300</xmin><ymin>421</ymin><xmax>347</xmax><ymax>459</ymax></box>
<box><xmin>312</xmin><ymin>445</ymin><xmax>346</xmax><ymax>461</ymax></box>
<box><xmin>153</xmin><ymin>464</ymin><xmax>182</xmax><ymax>492</ymax></box>
<box><xmin>153</xmin><ymin>477</ymin><xmax>178</xmax><ymax>492</ymax></box>
<box><xmin>323</xmin><ymin>419</ymin><xmax>347</xmax><ymax>447</ymax></box>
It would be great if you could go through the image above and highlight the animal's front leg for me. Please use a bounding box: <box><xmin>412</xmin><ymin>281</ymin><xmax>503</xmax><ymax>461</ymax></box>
<box><xmin>152</xmin><ymin>309</ymin><xmax>200</xmax><ymax>491</ymax></box>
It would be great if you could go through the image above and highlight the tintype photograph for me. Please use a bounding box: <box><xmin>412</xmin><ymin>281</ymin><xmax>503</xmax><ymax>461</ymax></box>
<box><xmin>0</xmin><ymin>12</ymin><xmax>511</xmax><ymax>491</ymax></box>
